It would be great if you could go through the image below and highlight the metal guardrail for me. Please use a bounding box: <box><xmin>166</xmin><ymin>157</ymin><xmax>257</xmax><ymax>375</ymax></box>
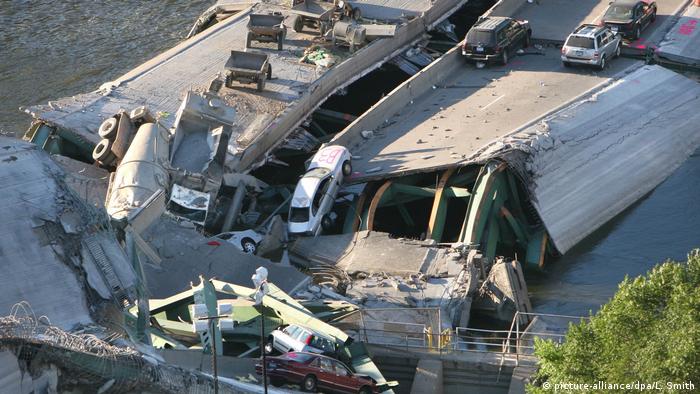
<box><xmin>357</xmin><ymin>311</ymin><xmax>586</xmax><ymax>365</ymax></box>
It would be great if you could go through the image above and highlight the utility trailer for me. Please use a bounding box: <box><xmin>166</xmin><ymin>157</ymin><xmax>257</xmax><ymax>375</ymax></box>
<box><xmin>246</xmin><ymin>13</ymin><xmax>287</xmax><ymax>51</ymax></box>
<box><xmin>288</xmin><ymin>0</ymin><xmax>336</xmax><ymax>36</ymax></box>
<box><xmin>224</xmin><ymin>50</ymin><xmax>272</xmax><ymax>92</ymax></box>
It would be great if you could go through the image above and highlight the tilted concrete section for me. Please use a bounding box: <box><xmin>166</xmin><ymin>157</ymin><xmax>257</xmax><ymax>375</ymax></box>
<box><xmin>657</xmin><ymin>4</ymin><xmax>700</xmax><ymax>67</ymax></box>
<box><xmin>0</xmin><ymin>137</ymin><xmax>137</xmax><ymax>329</ymax></box>
<box><xmin>493</xmin><ymin>64</ymin><xmax>700</xmax><ymax>254</ymax></box>
<box><xmin>26</xmin><ymin>0</ymin><xmax>468</xmax><ymax>173</ymax></box>
<box><xmin>140</xmin><ymin>217</ymin><xmax>308</xmax><ymax>298</ymax></box>
<box><xmin>335</xmin><ymin>46</ymin><xmax>638</xmax><ymax>183</ymax></box>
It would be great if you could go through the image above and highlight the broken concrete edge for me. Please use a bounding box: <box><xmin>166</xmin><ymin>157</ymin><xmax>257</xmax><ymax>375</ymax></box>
<box><xmin>235</xmin><ymin>5</ymin><xmax>457</xmax><ymax>173</ymax></box>
<box><xmin>332</xmin><ymin>45</ymin><xmax>647</xmax><ymax>185</ymax></box>
<box><xmin>483</xmin><ymin>0</ymin><xmax>527</xmax><ymax>19</ymax></box>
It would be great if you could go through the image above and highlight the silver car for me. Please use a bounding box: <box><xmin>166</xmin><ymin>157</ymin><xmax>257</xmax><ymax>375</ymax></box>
<box><xmin>561</xmin><ymin>24</ymin><xmax>622</xmax><ymax>70</ymax></box>
<box><xmin>265</xmin><ymin>324</ymin><xmax>337</xmax><ymax>356</ymax></box>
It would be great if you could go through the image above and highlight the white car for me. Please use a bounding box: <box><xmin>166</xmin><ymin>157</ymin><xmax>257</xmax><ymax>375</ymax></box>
<box><xmin>213</xmin><ymin>230</ymin><xmax>264</xmax><ymax>254</ymax></box>
<box><xmin>265</xmin><ymin>324</ymin><xmax>337</xmax><ymax>356</ymax></box>
<box><xmin>288</xmin><ymin>145</ymin><xmax>352</xmax><ymax>236</ymax></box>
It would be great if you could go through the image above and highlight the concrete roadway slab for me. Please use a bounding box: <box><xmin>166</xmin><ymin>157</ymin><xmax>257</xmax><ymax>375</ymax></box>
<box><xmin>657</xmin><ymin>4</ymin><xmax>700</xmax><ymax>66</ymax></box>
<box><xmin>513</xmin><ymin>0</ymin><xmax>689</xmax><ymax>44</ymax></box>
<box><xmin>513</xmin><ymin>0</ymin><xmax>610</xmax><ymax>42</ymax></box>
<box><xmin>349</xmin><ymin>48</ymin><xmax>639</xmax><ymax>181</ymax></box>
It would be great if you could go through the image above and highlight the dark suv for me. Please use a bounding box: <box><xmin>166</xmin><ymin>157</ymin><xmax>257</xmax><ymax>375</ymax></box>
<box><xmin>461</xmin><ymin>16</ymin><xmax>531</xmax><ymax>65</ymax></box>
<box><xmin>602</xmin><ymin>0</ymin><xmax>656</xmax><ymax>40</ymax></box>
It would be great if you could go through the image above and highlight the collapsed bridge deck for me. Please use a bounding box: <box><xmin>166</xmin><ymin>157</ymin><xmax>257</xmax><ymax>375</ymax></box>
<box><xmin>25</xmin><ymin>0</ymin><xmax>467</xmax><ymax>173</ymax></box>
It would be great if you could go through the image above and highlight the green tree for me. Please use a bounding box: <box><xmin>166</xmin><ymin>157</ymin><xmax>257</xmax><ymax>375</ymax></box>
<box><xmin>528</xmin><ymin>250</ymin><xmax>700</xmax><ymax>393</ymax></box>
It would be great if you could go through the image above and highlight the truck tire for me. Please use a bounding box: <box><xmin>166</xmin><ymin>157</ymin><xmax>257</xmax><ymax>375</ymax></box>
<box><xmin>277</xmin><ymin>31</ymin><xmax>285</xmax><ymax>51</ymax></box>
<box><xmin>501</xmin><ymin>48</ymin><xmax>509</xmax><ymax>65</ymax></box>
<box><xmin>98</xmin><ymin>117</ymin><xmax>118</xmax><ymax>140</ymax></box>
<box><xmin>266</xmin><ymin>64</ymin><xmax>272</xmax><ymax>80</ymax></box>
<box><xmin>291</xmin><ymin>15</ymin><xmax>303</xmax><ymax>33</ymax></box>
<box><xmin>257</xmin><ymin>78</ymin><xmax>266</xmax><ymax>92</ymax></box>
<box><xmin>92</xmin><ymin>138</ymin><xmax>116</xmax><ymax>166</ymax></box>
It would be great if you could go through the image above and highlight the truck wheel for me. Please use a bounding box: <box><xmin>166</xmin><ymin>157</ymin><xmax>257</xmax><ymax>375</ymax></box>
<box><xmin>277</xmin><ymin>31</ymin><xmax>284</xmax><ymax>51</ymax></box>
<box><xmin>129</xmin><ymin>106</ymin><xmax>154</xmax><ymax>126</ymax></box>
<box><xmin>98</xmin><ymin>117</ymin><xmax>118</xmax><ymax>140</ymax></box>
<box><xmin>266</xmin><ymin>64</ymin><xmax>272</xmax><ymax>80</ymax></box>
<box><xmin>246</xmin><ymin>31</ymin><xmax>253</xmax><ymax>49</ymax></box>
<box><xmin>320</xmin><ymin>21</ymin><xmax>328</xmax><ymax>36</ymax></box>
<box><xmin>598</xmin><ymin>55</ymin><xmax>606</xmax><ymax>70</ymax></box>
<box><xmin>501</xmin><ymin>49</ymin><xmax>509</xmax><ymax>65</ymax></box>
<box><xmin>257</xmin><ymin>78</ymin><xmax>266</xmax><ymax>92</ymax></box>
<box><xmin>342</xmin><ymin>160</ymin><xmax>352</xmax><ymax>176</ymax></box>
<box><xmin>302</xmin><ymin>375</ymin><xmax>317</xmax><ymax>392</ymax></box>
<box><xmin>92</xmin><ymin>138</ymin><xmax>115</xmax><ymax>166</ymax></box>
<box><xmin>291</xmin><ymin>15</ymin><xmax>303</xmax><ymax>33</ymax></box>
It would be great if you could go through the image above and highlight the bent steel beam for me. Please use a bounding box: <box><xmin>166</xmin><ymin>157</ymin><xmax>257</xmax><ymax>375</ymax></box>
<box><xmin>427</xmin><ymin>167</ymin><xmax>456</xmax><ymax>241</ymax></box>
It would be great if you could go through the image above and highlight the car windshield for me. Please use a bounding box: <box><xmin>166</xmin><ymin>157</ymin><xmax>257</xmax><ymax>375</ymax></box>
<box><xmin>289</xmin><ymin>207</ymin><xmax>310</xmax><ymax>223</ymax></box>
<box><xmin>311</xmin><ymin>337</ymin><xmax>335</xmax><ymax>352</ymax></box>
<box><xmin>466</xmin><ymin>29</ymin><xmax>495</xmax><ymax>45</ymax></box>
<box><xmin>605</xmin><ymin>4</ymin><xmax>634</xmax><ymax>20</ymax></box>
<box><xmin>305</xmin><ymin>167</ymin><xmax>331</xmax><ymax>179</ymax></box>
<box><xmin>566</xmin><ymin>36</ymin><xmax>595</xmax><ymax>49</ymax></box>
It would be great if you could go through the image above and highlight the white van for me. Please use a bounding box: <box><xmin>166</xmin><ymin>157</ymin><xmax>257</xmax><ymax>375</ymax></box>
<box><xmin>288</xmin><ymin>145</ymin><xmax>352</xmax><ymax>236</ymax></box>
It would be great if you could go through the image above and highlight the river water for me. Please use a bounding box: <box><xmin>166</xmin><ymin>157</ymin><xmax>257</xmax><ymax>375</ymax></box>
<box><xmin>1</xmin><ymin>1</ymin><xmax>698</xmax><ymax>318</ymax></box>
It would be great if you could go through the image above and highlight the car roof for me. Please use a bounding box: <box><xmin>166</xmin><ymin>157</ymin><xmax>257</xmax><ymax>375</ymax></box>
<box><xmin>473</xmin><ymin>16</ymin><xmax>511</xmax><ymax>31</ymax></box>
<box><xmin>286</xmin><ymin>324</ymin><xmax>334</xmax><ymax>340</ymax></box>
<box><xmin>571</xmin><ymin>24</ymin><xmax>606</xmax><ymax>37</ymax></box>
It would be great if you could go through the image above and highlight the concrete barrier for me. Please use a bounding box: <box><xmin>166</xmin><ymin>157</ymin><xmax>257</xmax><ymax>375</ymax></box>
<box><xmin>483</xmin><ymin>0</ymin><xmax>527</xmax><ymax>17</ymax></box>
<box><xmin>234</xmin><ymin>0</ymin><xmax>469</xmax><ymax>171</ymax></box>
<box><xmin>330</xmin><ymin>45</ymin><xmax>464</xmax><ymax>152</ymax></box>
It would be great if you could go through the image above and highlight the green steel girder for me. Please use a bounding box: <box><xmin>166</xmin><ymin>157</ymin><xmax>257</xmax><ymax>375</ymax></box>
<box><xmin>500</xmin><ymin>206</ymin><xmax>528</xmax><ymax>246</ymax></box>
<box><xmin>396</xmin><ymin>202</ymin><xmax>415</xmax><ymax>227</ymax></box>
<box><xmin>460</xmin><ymin>162</ymin><xmax>507</xmax><ymax>246</ymax></box>
<box><xmin>428</xmin><ymin>168</ymin><xmax>456</xmax><ymax>241</ymax></box>
<box><xmin>447</xmin><ymin>170</ymin><xmax>478</xmax><ymax>187</ymax></box>
<box><xmin>525</xmin><ymin>229</ymin><xmax>548</xmax><ymax>268</ymax></box>
<box><xmin>390</xmin><ymin>183</ymin><xmax>436</xmax><ymax>198</ymax></box>
<box><xmin>461</xmin><ymin>161</ymin><xmax>549</xmax><ymax>268</ymax></box>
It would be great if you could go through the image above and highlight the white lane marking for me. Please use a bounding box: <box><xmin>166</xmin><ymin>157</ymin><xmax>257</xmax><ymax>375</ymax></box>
<box><xmin>480</xmin><ymin>94</ymin><xmax>505</xmax><ymax>111</ymax></box>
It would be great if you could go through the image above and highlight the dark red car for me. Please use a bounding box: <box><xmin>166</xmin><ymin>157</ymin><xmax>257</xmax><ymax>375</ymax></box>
<box><xmin>255</xmin><ymin>352</ymin><xmax>379</xmax><ymax>393</ymax></box>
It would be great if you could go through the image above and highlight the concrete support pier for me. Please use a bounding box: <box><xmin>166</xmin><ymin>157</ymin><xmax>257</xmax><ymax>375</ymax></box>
<box><xmin>410</xmin><ymin>359</ymin><xmax>444</xmax><ymax>394</ymax></box>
